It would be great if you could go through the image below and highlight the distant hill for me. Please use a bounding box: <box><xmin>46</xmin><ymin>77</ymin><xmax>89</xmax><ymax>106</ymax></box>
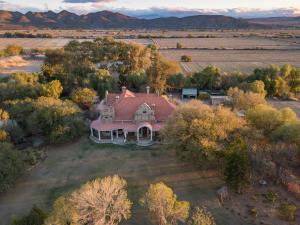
<box><xmin>0</xmin><ymin>10</ymin><xmax>267</xmax><ymax>30</ymax></box>
<box><xmin>247</xmin><ymin>17</ymin><xmax>300</xmax><ymax>28</ymax></box>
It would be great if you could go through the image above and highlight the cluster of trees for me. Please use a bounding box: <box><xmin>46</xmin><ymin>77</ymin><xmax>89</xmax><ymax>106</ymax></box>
<box><xmin>2</xmin><ymin>32</ymin><xmax>52</xmax><ymax>38</ymax></box>
<box><xmin>14</xmin><ymin>175</ymin><xmax>216</xmax><ymax>225</ymax></box>
<box><xmin>41</xmin><ymin>38</ymin><xmax>180</xmax><ymax>96</ymax></box>
<box><xmin>0</xmin><ymin>44</ymin><xmax>23</xmax><ymax>57</ymax></box>
<box><xmin>166</xmin><ymin>64</ymin><xmax>300</xmax><ymax>100</ymax></box>
<box><xmin>162</xmin><ymin>98</ymin><xmax>300</xmax><ymax>193</ymax></box>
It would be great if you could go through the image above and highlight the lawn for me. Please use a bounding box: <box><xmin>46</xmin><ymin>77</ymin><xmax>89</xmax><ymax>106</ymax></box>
<box><xmin>0</xmin><ymin>137</ymin><xmax>297</xmax><ymax>225</ymax></box>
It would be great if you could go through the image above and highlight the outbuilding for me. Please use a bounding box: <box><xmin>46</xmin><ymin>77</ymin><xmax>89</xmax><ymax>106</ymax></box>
<box><xmin>182</xmin><ymin>88</ymin><xmax>197</xmax><ymax>99</ymax></box>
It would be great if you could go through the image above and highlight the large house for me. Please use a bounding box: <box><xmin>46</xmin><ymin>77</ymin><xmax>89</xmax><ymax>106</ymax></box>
<box><xmin>90</xmin><ymin>87</ymin><xmax>176</xmax><ymax>145</ymax></box>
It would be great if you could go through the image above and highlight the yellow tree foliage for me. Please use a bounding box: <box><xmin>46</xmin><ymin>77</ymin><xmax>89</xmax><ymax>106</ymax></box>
<box><xmin>140</xmin><ymin>182</ymin><xmax>190</xmax><ymax>225</ymax></box>
<box><xmin>162</xmin><ymin>100</ymin><xmax>245</xmax><ymax>162</ymax></box>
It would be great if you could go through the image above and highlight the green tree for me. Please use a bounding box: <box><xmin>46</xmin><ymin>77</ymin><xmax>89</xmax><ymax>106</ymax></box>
<box><xmin>140</xmin><ymin>182</ymin><xmax>190</xmax><ymax>225</ymax></box>
<box><xmin>192</xmin><ymin>66</ymin><xmax>221</xmax><ymax>91</ymax></box>
<box><xmin>90</xmin><ymin>69</ymin><xmax>117</xmax><ymax>99</ymax></box>
<box><xmin>0</xmin><ymin>142</ymin><xmax>25</xmax><ymax>192</ymax></box>
<box><xmin>167</xmin><ymin>73</ymin><xmax>186</xmax><ymax>90</ymax></box>
<box><xmin>224</xmin><ymin>138</ymin><xmax>250</xmax><ymax>193</ymax></box>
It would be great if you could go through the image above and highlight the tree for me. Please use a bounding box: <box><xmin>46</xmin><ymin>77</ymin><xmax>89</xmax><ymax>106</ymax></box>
<box><xmin>188</xmin><ymin>207</ymin><xmax>216</xmax><ymax>225</ymax></box>
<box><xmin>227</xmin><ymin>87</ymin><xmax>266</xmax><ymax>111</ymax></box>
<box><xmin>0</xmin><ymin>142</ymin><xmax>25</xmax><ymax>192</ymax></box>
<box><xmin>0</xmin><ymin>108</ymin><xmax>9</xmax><ymax>122</ymax></box>
<box><xmin>70</xmin><ymin>87</ymin><xmax>97</xmax><ymax>109</ymax></box>
<box><xmin>274</xmin><ymin>77</ymin><xmax>292</xmax><ymax>99</ymax></box>
<box><xmin>246</xmin><ymin>104</ymin><xmax>297</xmax><ymax>135</ymax></box>
<box><xmin>12</xmin><ymin>205</ymin><xmax>47</xmax><ymax>225</ymax></box>
<box><xmin>176</xmin><ymin>42</ymin><xmax>183</xmax><ymax>49</ymax></box>
<box><xmin>167</xmin><ymin>73</ymin><xmax>186</xmax><ymax>90</ymax></box>
<box><xmin>272</xmin><ymin>121</ymin><xmax>300</xmax><ymax>147</ymax></box>
<box><xmin>45</xmin><ymin>196</ymin><xmax>78</xmax><ymax>225</ymax></box>
<box><xmin>41</xmin><ymin>80</ymin><xmax>63</xmax><ymax>99</ymax></box>
<box><xmin>147</xmin><ymin>48</ymin><xmax>181</xmax><ymax>93</ymax></box>
<box><xmin>224</xmin><ymin>138</ymin><xmax>250</xmax><ymax>193</ymax></box>
<box><xmin>70</xmin><ymin>175</ymin><xmax>132</xmax><ymax>225</ymax></box>
<box><xmin>162</xmin><ymin>101</ymin><xmax>245</xmax><ymax>164</ymax></box>
<box><xmin>192</xmin><ymin>66</ymin><xmax>221</xmax><ymax>91</ymax></box>
<box><xmin>181</xmin><ymin>55</ymin><xmax>192</xmax><ymax>62</ymax></box>
<box><xmin>90</xmin><ymin>69</ymin><xmax>117</xmax><ymax>99</ymax></box>
<box><xmin>140</xmin><ymin>182</ymin><xmax>190</xmax><ymax>225</ymax></box>
<box><xmin>127</xmin><ymin>74</ymin><xmax>147</xmax><ymax>92</ymax></box>
<box><xmin>5</xmin><ymin>44</ymin><xmax>23</xmax><ymax>56</ymax></box>
<box><xmin>248</xmin><ymin>80</ymin><xmax>267</xmax><ymax>97</ymax></box>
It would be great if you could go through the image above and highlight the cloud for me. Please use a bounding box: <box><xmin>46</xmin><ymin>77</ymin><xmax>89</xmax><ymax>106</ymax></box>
<box><xmin>0</xmin><ymin>1</ymin><xmax>41</xmax><ymax>12</ymax></box>
<box><xmin>114</xmin><ymin>7</ymin><xmax>300</xmax><ymax>19</ymax></box>
<box><xmin>63</xmin><ymin>0</ymin><xmax>114</xmax><ymax>3</ymax></box>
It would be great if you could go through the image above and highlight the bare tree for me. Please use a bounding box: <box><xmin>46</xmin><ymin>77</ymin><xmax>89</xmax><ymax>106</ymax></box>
<box><xmin>70</xmin><ymin>175</ymin><xmax>132</xmax><ymax>225</ymax></box>
<box><xmin>140</xmin><ymin>182</ymin><xmax>190</xmax><ymax>225</ymax></box>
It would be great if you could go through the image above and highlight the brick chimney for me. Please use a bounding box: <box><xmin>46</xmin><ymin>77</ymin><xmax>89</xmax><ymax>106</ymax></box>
<box><xmin>122</xmin><ymin>86</ymin><xmax>126</xmax><ymax>93</ymax></box>
<box><xmin>146</xmin><ymin>86</ymin><xmax>150</xmax><ymax>95</ymax></box>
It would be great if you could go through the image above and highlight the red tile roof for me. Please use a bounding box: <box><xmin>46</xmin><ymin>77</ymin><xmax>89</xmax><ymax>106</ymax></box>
<box><xmin>106</xmin><ymin>90</ymin><xmax>176</xmax><ymax>121</ymax></box>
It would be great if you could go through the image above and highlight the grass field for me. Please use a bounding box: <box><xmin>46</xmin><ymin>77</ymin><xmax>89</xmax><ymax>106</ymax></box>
<box><xmin>154</xmin><ymin>37</ymin><xmax>300</xmax><ymax>50</ymax></box>
<box><xmin>161</xmin><ymin>49</ymin><xmax>300</xmax><ymax>74</ymax></box>
<box><xmin>0</xmin><ymin>137</ymin><xmax>298</xmax><ymax>225</ymax></box>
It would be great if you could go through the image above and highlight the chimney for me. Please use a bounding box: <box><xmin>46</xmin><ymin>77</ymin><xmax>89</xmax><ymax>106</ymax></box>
<box><xmin>105</xmin><ymin>90</ymin><xmax>108</xmax><ymax>103</ymax></box>
<box><xmin>122</xmin><ymin>86</ymin><xmax>126</xmax><ymax>93</ymax></box>
<box><xmin>156</xmin><ymin>90</ymin><xmax>160</xmax><ymax>96</ymax></box>
<box><xmin>146</xmin><ymin>86</ymin><xmax>150</xmax><ymax>95</ymax></box>
<box><xmin>115</xmin><ymin>96</ymin><xmax>120</xmax><ymax>102</ymax></box>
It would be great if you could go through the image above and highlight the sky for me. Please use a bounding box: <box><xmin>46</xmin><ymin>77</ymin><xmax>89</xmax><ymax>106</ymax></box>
<box><xmin>1</xmin><ymin>0</ymin><xmax>300</xmax><ymax>18</ymax></box>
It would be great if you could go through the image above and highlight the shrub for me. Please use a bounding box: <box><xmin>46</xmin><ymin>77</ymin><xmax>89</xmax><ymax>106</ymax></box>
<box><xmin>0</xmin><ymin>142</ymin><xmax>25</xmax><ymax>192</ymax></box>
<box><xmin>12</xmin><ymin>205</ymin><xmax>47</xmax><ymax>225</ymax></box>
<box><xmin>181</xmin><ymin>55</ymin><xmax>192</xmax><ymax>62</ymax></box>
<box><xmin>5</xmin><ymin>44</ymin><xmax>23</xmax><ymax>56</ymax></box>
<box><xmin>279</xmin><ymin>203</ymin><xmax>297</xmax><ymax>221</ymax></box>
<box><xmin>176</xmin><ymin>42</ymin><xmax>183</xmax><ymax>49</ymax></box>
<box><xmin>188</xmin><ymin>207</ymin><xmax>216</xmax><ymax>225</ymax></box>
<box><xmin>198</xmin><ymin>92</ymin><xmax>210</xmax><ymax>101</ymax></box>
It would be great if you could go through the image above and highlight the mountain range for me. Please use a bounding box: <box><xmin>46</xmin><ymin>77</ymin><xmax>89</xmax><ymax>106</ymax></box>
<box><xmin>0</xmin><ymin>10</ymin><xmax>299</xmax><ymax>29</ymax></box>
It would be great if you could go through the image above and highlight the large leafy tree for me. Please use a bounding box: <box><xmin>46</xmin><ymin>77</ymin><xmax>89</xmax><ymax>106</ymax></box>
<box><xmin>162</xmin><ymin>101</ymin><xmax>245</xmax><ymax>164</ymax></box>
<box><xmin>140</xmin><ymin>182</ymin><xmax>190</xmax><ymax>225</ymax></box>
<box><xmin>192</xmin><ymin>66</ymin><xmax>221</xmax><ymax>91</ymax></box>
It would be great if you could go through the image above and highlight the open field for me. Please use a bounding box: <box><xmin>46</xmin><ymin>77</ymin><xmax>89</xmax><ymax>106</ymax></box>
<box><xmin>161</xmin><ymin>49</ymin><xmax>300</xmax><ymax>74</ymax></box>
<box><xmin>154</xmin><ymin>37</ymin><xmax>300</xmax><ymax>50</ymax></box>
<box><xmin>1</xmin><ymin>29</ymin><xmax>300</xmax><ymax>39</ymax></box>
<box><xmin>0</xmin><ymin>137</ymin><xmax>299</xmax><ymax>225</ymax></box>
<box><xmin>0</xmin><ymin>38</ymin><xmax>152</xmax><ymax>49</ymax></box>
<box><xmin>268</xmin><ymin>99</ymin><xmax>300</xmax><ymax>117</ymax></box>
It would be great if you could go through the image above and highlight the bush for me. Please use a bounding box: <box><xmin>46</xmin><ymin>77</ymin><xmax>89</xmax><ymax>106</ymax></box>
<box><xmin>279</xmin><ymin>203</ymin><xmax>297</xmax><ymax>221</ymax></box>
<box><xmin>12</xmin><ymin>205</ymin><xmax>47</xmax><ymax>225</ymax></box>
<box><xmin>0</xmin><ymin>142</ymin><xmax>25</xmax><ymax>192</ymax></box>
<box><xmin>188</xmin><ymin>207</ymin><xmax>216</xmax><ymax>225</ymax></box>
<box><xmin>181</xmin><ymin>55</ymin><xmax>192</xmax><ymax>62</ymax></box>
<box><xmin>5</xmin><ymin>44</ymin><xmax>23</xmax><ymax>56</ymax></box>
<box><xmin>198</xmin><ymin>92</ymin><xmax>210</xmax><ymax>101</ymax></box>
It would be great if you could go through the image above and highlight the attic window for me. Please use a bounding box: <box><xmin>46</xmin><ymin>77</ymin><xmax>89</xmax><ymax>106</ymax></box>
<box><xmin>143</xmin><ymin>110</ymin><xmax>147</xmax><ymax>114</ymax></box>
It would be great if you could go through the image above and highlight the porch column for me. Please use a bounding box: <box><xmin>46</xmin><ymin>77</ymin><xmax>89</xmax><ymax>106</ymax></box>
<box><xmin>137</xmin><ymin>129</ymin><xmax>139</xmax><ymax>142</ymax></box>
<box><xmin>116</xmin><ymin>130</ymin><xmax>119</xmax><ymax>139</ymax></box>
<box><xmin>111</xmin><ymin>131</ymin><xmax>113</xmax><ymax>141</ymax></box>
<box><xmin>98</xmin><ymin>130</ymin><xmax>101</xmax><ymax>141</ymax></box>
<box><xmin>90</xmin><ymin>127</ymin><xmax>93</xmax><ymax>137</ymax></box>
<box><xmin>150</xmin><ymin>130</ymin><xmax>153</xmax><ymax>141</ymax></box>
